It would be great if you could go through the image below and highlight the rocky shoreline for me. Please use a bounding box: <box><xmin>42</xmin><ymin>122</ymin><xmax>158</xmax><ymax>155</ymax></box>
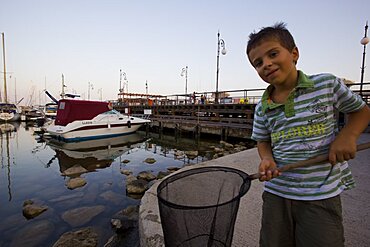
<box><xmin>15</xmin><ymin>140</ymin><xmax>254</xmax><ymax>247</ymax></box>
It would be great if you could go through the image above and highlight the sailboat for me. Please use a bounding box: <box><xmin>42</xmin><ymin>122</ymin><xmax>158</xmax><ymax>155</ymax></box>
<box><xmin>0</xmin><ymin>33</ymin><xmax>21</xmax><ymax>122</ymax></box>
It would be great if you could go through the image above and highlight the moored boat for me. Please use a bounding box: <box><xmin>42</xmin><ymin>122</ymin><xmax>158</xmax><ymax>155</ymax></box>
<box><xmin>45</xmin><ymin>102</ymin><xmax>58</xmax><ymax>119</ymax></box>
<box><xmin>46</xmin><ymin>99</ymin><xmax>150</xmax><ymax>141</ymax></box>
<box><xmin>0</xmin><ymin>103</ymin><xmax>21</xmax><ymax>122</ymax></box>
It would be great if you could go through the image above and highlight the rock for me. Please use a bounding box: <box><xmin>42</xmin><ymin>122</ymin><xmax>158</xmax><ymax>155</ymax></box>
<box><xmin>52</xmin><ymin>227</ymin><xmax>98</xmax><ymax>247</ymax></box>
<box><xmin>174</xmin><ymin>151</ymin><xmax>184</xmax><ymax>158</ymax></box>
<box><xmin>11</xmin><ymin>220</ymin><xmax>55</xmax><ymax>247</ymax></box>
<box><xmin>22</xmin><ymin>201</ymin><xmax>48</xmax><ymax>219</ymax></box>
<box><xmin>184</xmin><ymin>150</ymin><xmax>198</xmax><ymax>159</ymax></box>
<box><xmin>157</xmin><ymin>171</ymin><xmax>171</xmax><ymax>179</ymax></box>
<box><xmin>214</xmin><ymin>147</ymin><xmax>224</xmax><ymax>153</ymax></box>
<box><xmin>23</xmin><ymin>199</ymin><xmax>34</xmax><ymax>206</ymax></box>
<box><xmin>125</xmin><ymin>175</ymin><xmax>137</xmax><ymax>184</ymax></box>
<box><xmin>103</xmin><ymin>235</ymin><xmax>120</xmax><ymax>247</ymax></box>
<box><xmin>49</xmin><ymin>192</ymin><xmax>84</xmax><ymax>202</ymax></box>
<box><xmin>62</xmin><ymin>165</ymin><xmax>88</xmax><ymax>176</ymax></box>
<box><xmin>137</xmin><ymin>171</ymin><xmax>156</xmax><ymax>181</ymax></box>
<box><xmin>66</xmin><ymin>177</ymin><xmax>87</xmax><ymax>189</ymax></box>
<box><xmin>234</xmin><ymin>145</ymin><xmax>247</xmax><ymax>152</ymax></box>
<box><xmin>126</xmin><ymin>179</ymin><xmax>149</xmax><ymax>194</ymax></box>
<box><xmin>122</xmin><ymin>205</ymin><xmax>139</xmax><ymax>219</ymax></box>
<box><xmin>111</xmin><ymin>205</ymin><xmax>139</xmax><ymax>232</ymax></box>
<box><xmin>144</xmin><ymin>158</ymin><xmax>156</xmax><ymax>164</ymax></box>
<box><xmin>111</xmin><ymin>219</ymin><xmax>122</xmax><ymax>229</ymax></box>
<box><xmin>167</xmin><ymin>166</ymin><xmax>180</xmax><ymax>172</ymax></box>
<box><xmin>99</xmin><ymin>191</ymin><xmax>123</xmax><ymax>205</ymax></box>
<box><xmin>0</xmin><ymin>214</ymin><xmax>25</xmax><ymax>232</ymax></box>
<box><xmin>220</xmin><ymin>140</ymin><xmax>234</xmax><ymax>150</ymax></box>
<box><xmin>121</xmin><ymin>159</ymin><xmax>130</xmax><ymax>164</ymax></box>
<box><xmin>120</xmin><ymin>169</ymin><xmax>132</xmax><ymax>175</ymax></box>
<box><xmin>61</xmin><ymin>205</ymin><xmax>105</xmax><ymax>227</ymax></box>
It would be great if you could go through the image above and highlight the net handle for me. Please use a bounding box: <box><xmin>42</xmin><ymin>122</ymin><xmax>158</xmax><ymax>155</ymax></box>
<box><xmin>248</xmin><ymin>142</ymin><xmax>370</xmax><ymax>180</ymax></box>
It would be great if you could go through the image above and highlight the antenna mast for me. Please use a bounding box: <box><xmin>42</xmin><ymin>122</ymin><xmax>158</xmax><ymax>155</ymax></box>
<box><xmin>2</xmin><ymin>32</ymin><xmax>7</xmax><ymax>103</ymax></box>
<box><xmin>61</xmin><ymin>74</ymin><xmax>65</xmax><ymax>99</ymax></box>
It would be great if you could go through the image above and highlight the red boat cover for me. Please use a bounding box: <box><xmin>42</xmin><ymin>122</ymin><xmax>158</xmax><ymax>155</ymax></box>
<box><xmin>55</xmin><ymin>99</ymin><xmax>110</xmax><ymax>126</ymax></box>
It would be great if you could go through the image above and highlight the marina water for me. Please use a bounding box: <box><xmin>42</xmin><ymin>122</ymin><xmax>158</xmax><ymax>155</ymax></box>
<box><xmin>0</xmin><ymin>122</ymin><xmax>223</xmax><ymax>247</ymax></box>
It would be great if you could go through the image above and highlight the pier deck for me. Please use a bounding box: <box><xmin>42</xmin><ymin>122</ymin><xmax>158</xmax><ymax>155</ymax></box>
<box><xmin>115</xmin><ymin>103</ymin><xmax>256</xmax><ymax>140</ymax></box>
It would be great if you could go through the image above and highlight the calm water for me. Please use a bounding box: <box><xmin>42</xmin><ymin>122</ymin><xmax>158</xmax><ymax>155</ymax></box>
<box><xmin>0</xmin><ymin>122</ymin><xmax>220</xmax><ymax>247</ymax></box>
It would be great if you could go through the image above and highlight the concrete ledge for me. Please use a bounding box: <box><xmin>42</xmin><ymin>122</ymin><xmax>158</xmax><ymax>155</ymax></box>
<box><xmin>139</xmin><ymin>133</ymin><xmax>370</xmax><ymax>247</ymax></box>
<box><xmin>139</xmin><ymin>147</ymin><xmax>263</xmax><ymax>247</ymax></box>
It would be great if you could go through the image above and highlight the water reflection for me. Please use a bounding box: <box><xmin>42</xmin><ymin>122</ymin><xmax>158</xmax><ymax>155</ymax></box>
<box><xmin>45</xmin><ymin>133</ymin><xmax>147</xmax><ymax>174</ymax></box>
<box><xmin>0</xmin><ymin>122</ymin><xmax>20</xmax><ymax>202</ymax></box>
<box><xmin>0</xmin><ymin>124</ymin><xmax>225</xmax><ymax>247</ymax></box>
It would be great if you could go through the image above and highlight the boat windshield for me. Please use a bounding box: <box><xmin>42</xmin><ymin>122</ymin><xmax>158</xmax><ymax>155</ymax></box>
<box><xmin>0</xmin><ymin>103</ymin><xmax>17</xmax><ymax>113</ymax></box>
<box><xmin>0</xmin><ymin>103</ymin><xmax>17</xmax><ymax>108</ymax></box>
<box><xmin>102</xmin><ymin>110</ymin><xmax>120</xmax><ymax>115</ymax></box>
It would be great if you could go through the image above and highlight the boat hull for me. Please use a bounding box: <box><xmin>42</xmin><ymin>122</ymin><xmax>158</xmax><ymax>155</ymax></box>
<box><xmin>0</xmin><ymin>112</ymin><xmax>21</xmax><ymax>122</ymax></box>
<box><xmin>47</xmin><ymin>121</ymin><xmax>147</xmax><ymax>142</ymax></box>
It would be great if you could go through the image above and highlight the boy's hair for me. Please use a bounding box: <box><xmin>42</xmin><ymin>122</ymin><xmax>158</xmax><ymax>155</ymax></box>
<box><xmin>246</xmin><ymin>22</ymin><xmax>296</xmax><ymax>57</ymax></box>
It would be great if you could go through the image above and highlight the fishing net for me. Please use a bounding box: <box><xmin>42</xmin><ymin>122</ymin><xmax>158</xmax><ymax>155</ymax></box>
<box><xmin>157</xmin><ymin>166</ymin><xmax>250</xmax><ymax>247</ymax></box>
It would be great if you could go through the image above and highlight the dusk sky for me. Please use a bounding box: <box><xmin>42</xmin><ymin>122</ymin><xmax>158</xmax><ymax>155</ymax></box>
<box><xmin>1</xmin><ymin>0</ymin><xmax>369</xmax><ymax>104</ymax></box>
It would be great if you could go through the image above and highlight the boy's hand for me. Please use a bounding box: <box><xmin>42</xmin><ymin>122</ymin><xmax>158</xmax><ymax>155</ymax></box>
<box><xmin>258</xmin><ymin>158</ymin><xmax>281</xmax><ymax>181</ymax></box>
<box><xmin>329</xmin><ymin>134</ymin><xmax>357</xmax><ymax>165</ymax></box>
<box><xmin>329</xmin><ymin>105</ymin><xmax>370</xmax><ymax>165</ymax></box>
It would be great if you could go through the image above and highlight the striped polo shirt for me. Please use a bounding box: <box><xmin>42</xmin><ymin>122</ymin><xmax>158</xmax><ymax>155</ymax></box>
<box><xmin>251</xmin><ymin>71</ymin><xmax>366</xmax><ymax>200</ymax></box>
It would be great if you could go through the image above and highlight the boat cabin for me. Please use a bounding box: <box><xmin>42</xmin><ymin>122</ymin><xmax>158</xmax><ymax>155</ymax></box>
<box><xmin>0</xmin><ymin>103</ymin><xmax>18</xmax><ymax>113</ymax></box>
<box><xmin>55</xmin><ymin>99</ymin><xmax>110</xmax><ymax>126</ymax></box>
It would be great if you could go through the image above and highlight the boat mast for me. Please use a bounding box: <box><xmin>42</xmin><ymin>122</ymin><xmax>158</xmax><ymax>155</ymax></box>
<box><xmin>2</xmin><ymin>32</ymin><xmax>7</xmax><ymax>103</ymax></box>
<box><xmin>61</xmin><ymin>74</ymin><xmax>65</xmax><ymax>99</ymax></box>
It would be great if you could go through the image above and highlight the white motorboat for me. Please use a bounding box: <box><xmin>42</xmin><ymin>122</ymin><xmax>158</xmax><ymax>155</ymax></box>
<box><xmin>46</xmin><ymin>99</ymin><xmax>150</xmax><ymax>141</ymax></box>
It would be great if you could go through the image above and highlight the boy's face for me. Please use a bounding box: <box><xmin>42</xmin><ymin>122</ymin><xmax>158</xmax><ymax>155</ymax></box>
<box><xmin>248</xmin><ymin>39</ymin><xmax>299</xmax><ymax>88</ymax></box>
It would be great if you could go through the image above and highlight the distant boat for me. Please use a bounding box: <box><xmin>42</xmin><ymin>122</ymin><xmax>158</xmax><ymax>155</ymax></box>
<box><xmin>21</xmin><ymin>106</ymin><xmax>46</xmax><ymax>125</ymax></box>
<box><xmin>1</xmin><ymin>33</ymin><xmax>21</xmax><ymax>122</ymax></box>
<box><xmin>0</xmin><ymin>103</ymin><xmax>21</xmax><ymax>122</ymax></box>
<box><xmin>46</xmin><ymin>99</ymin><xmax>150</xmax><ymax>142</ymax></box>
<box><xmin>44</xmin><ymin>102</ymin><xmax>58</xmax><ymax>119</ymax></box>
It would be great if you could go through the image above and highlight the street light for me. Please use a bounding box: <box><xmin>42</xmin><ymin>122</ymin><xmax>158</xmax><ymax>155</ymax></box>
<box><xmin>181</xmin><ymin>66</ymin><xmax>188</xmax><ymax>104</ymax></box>
<box><xmin>120</xmin><ymin>69</ymin><xmax>128</xmax><ymax>94</ymax></box>
<box><xmin>88</xmin><ymin>81</ymin><xmax>94</xmax><ymax>100</ymax></box>
<box><xmin>215</xmin><ymin>31</ymin><xmax>227</xmax><ymax>104</ymax></box>
<box><xmin>360</xmin><ymin>21</ymin><xmax>369</xmax><ymax>97</ymax></box>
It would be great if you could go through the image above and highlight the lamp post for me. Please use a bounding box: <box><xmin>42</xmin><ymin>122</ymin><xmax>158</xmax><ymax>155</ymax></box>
<box><xmin>181</xmin><ymin>66</ymin><xmax>188</xmax><ymax>104</ymax></box>
<box><xmin>360</xmin><ymin>21</ymin><xmax>369</xmax><ymax>97</ymax></box>
<box><xmin>120</xmin><ymin>70</ymin><xmax>128</xmax><ymax>94</ymax></box>
<box><xmin>215</xmin><ymin>31</ymin><xmax>227</xmax><ymax>104</ymax></box>
<box><xmin>88</xmin><ymin>81</ymin><xmax>94</xmax><ymax>100</ymax></box>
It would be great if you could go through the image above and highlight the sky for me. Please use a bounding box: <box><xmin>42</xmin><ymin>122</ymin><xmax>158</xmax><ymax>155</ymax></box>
<box><xmin>0</xmin><ymin>0</ymin><xmax>369</xmax><ymax>104</ymax></box>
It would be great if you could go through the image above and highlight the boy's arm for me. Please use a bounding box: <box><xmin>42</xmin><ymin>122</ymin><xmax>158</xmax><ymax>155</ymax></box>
<box><xmin>257</xmin><ymin>141</ymin><xmax>281</xmax><ymax>181</ymax></box>
<box><xmin>329</xmin><ymin>105</ymin><xmax>370</xmax><ymax>165</ymax></box>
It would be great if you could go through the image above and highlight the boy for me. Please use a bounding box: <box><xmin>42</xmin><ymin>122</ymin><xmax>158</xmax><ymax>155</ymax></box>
<box><xmin>246</xmin><ymin>22</ymin><xmax>370</xmax><ymax>247</ymax></box>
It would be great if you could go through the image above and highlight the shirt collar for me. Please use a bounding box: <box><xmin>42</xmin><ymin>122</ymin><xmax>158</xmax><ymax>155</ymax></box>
<box><xmin>261</xmin><ymin>70</ymin><xmax>314</xmax><ymax>114</ymax></box>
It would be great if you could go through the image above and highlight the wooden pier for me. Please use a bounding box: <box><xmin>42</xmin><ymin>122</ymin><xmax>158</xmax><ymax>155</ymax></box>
<box><xmin>113</xmin><ymin>83</ymin><xmax>369</xmax><ymax>140</ymax></box>
<box><xmin>115</xmin><ymin>103</ymin><xmax>256</xmax><ymax>140</ymax></box>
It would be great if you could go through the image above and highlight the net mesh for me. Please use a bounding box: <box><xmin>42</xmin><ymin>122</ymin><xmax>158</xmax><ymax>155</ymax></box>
<box><xmin>157</xmin><ymin>166</ymin><xmax>250</xmax><ymax>247</ymax></box>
